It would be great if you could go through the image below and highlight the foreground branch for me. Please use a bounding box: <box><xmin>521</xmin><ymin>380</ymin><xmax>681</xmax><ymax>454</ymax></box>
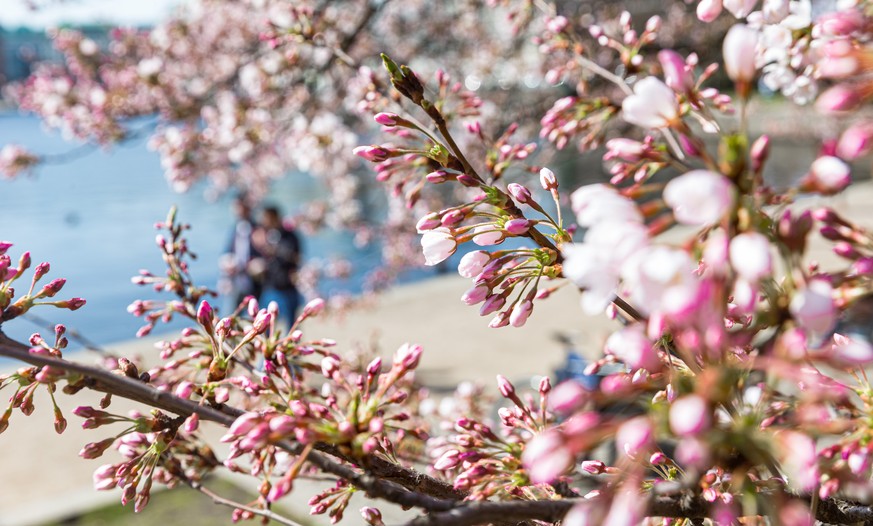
<box><xmin>5</xmin><ymin>331</ymin><xmax>873</xmax><ymax>525</ymax></box>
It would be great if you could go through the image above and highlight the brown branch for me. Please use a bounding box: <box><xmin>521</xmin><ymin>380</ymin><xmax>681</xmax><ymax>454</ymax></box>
<box><xmin>9</xmin><ymin>330</ymin><xmax>873</xmax><ymax>525</ymax></box>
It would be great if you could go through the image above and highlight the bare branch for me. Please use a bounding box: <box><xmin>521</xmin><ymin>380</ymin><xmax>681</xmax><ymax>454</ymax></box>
<box><xmin>191</xmin><ymin>481</ymin><xmax>306</xmax><ymax>526</ymax></box>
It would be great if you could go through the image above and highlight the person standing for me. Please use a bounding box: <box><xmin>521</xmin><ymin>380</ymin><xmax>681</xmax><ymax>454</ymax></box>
<box><xmin>218</xmin><ymin>195</ymin><xmax>262</xmax><ymax>307</ymax></box>
<box><xmin>251</xmin><ymin>205</ymin><xmax>303</xmax><ymax>325</ymax></box>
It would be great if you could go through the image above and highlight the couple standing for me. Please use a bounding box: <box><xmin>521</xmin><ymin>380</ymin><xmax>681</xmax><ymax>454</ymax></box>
<box><xmin>220</xmin><ymin>196</ymin><xmax>303</xmax><ymax>325</ymax></box>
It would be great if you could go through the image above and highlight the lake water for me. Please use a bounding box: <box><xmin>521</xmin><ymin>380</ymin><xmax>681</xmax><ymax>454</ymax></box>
<box><xmin>0</xmin><ymin>112</ymin><xmax>412</xmax><ymax>350</ymax></box>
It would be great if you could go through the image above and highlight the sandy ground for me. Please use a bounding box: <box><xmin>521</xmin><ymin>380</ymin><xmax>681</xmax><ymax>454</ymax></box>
<box><xmin>0</xmin><ymin>184</ymin><xmax>871</xmax><ymax>526</ymax></box>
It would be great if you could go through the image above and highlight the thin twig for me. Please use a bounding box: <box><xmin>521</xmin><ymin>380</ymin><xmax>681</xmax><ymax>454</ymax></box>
<box><xmin>192</xmin><ymin>481</ymin><xmax>305</xmax><ymax>526</ymax></box>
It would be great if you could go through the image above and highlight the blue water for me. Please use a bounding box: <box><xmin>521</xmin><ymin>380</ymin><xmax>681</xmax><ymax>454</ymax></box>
<box><xmin>0</xmin><ymin>112</ymin><xmax>410</xmax><ymax>349</ymax></box>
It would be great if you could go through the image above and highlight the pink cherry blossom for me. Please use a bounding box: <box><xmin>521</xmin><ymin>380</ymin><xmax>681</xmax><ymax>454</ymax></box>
<box><xmin>669</xmin><ymin>395</ymin><xmax>711</xmax><ymax>437</ymax></box>
<box><xmin>421</xmin><ymin>228</ymin><xmax>457</xmax><ymax>266</ymax></box>
<box><xmin>621</xmin><ymin>77</ymin><xmax>679</xmax><ymax>129</ymax></box>
<box><xmin>458</xmin><ymin>251</ymin><xmax>490</xmax><ymax>278</ymax></box>
<box><xmin>663</xmin><ymin>170</ymin><xmax>734</xmax><ymax>226</ymax></box>
<box><xmin>658</xmin><ymin>50</ymin><xmax>694</xmax><ymax>93</ymax></box>
<box><xmin>521</xmin><ymin>430</ymin><xmax>573</xmax><ymax>483</ymax></box>
<box><xmin>790</xmin><ymin>279</ymin><xmax>836</xmax><ymax>335</ymax></box>
<box><xmin>570</xmin><ymin>184</ymin><xmax>643</xmax><ymax>227</ymax></box>
<box><xmin>697</xmin><ymin>0</ymin><xmax>724</xmax><ymax>22</ymax></box>
<box><xmin>471</xmin><ymin>226</ymin><xmax>505</xmax><ymax>246</ymax></box>
<box><xmin>802</xmin><ymin>155</ymin><xmax>851</xmax><ymax>195</ymax></box>
<box><xmin>723</xmin><ymin>24</ymin><xmax>759</xmax><ymax>84</ymax></box>
<box><xmin>615</xmin><ymin>416</ymin><xmax>655</xmax><ymax>458</ymax></box>
<box><xmin>723</xmin><ymin>0</ymin><xmax>758</xmax><ymax>18</ymax></box>
<box><xmin>729</xmin><ymin>232</ymin><xmax>772</xmax><ymax>282</ymax></box>
<box><xmin>562</xmin><ymin>221</ymin><xmax>650</xmax><ymax>314</ymax></box>
<box><xmin>605</xmin><ymin>325</ymin><xmax>661</xmax><ymax>372</ymax></box>
<box><xmin>621</xmin><ymin>245</ymin><xmax>700</xmax><ymax>318</ymax></box>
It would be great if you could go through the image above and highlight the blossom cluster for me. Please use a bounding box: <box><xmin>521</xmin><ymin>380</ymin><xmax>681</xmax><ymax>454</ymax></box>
<box><xmin>8</xmin><ymin>1</ymin><xmax>873</xmax><ymax>525</ymax></box>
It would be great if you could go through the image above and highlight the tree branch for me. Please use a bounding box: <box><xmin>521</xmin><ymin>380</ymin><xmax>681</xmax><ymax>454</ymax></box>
<box><xmin>191</xmin><ymin>481</ymin><xmax>305</xmax><ymax>526</ymax></box>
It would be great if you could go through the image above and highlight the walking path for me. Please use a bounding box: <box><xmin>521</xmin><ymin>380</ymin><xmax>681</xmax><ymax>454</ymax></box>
<box><xmin>0</xmin><ymin>184</ymin><xmax>869</xmax><ymax>525</ymax></box>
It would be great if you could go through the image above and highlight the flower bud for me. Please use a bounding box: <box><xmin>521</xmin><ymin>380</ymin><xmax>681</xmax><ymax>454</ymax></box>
<box><xmin>658</xmin><ymin>50</ymin><xmax>693</xmax><ymax>92</ymax></box>
<box><xmin>197</xmin><ymin>300</ymin><xmax>214</xmax><ymax>331</ymax></box>
<box><xmin>697</xmin><ymin>0</ymin><xmax>723</xmax><ymax>21</ymax></box>
<box><xmin>374</xmin><ymin>112</ymin><xmax>400</xmax><ymax>126</ymax></box>
<box><xmin>723</xmin><ymin>24</ymin><xmax>758</xmax><ymax>86</ymax></box>
<box><xmin>457</xmin><ymin>251</ymin><xmax>490</xmax><ymax>279</ymax></box>
<box><xmin>507</xmin><ymin>183</ymin><xmax>532</xmax><ymax>204</ymax></box>
<box><xmin>669</xmin><ymin>395</ymin><xmax>711</xmax><ymax>436</ymax></box>
<box><xmin>496</xmin><ymin>374</ymin><xmax>516</xmax><ymax>397</ymax></box>
<box><xmin>302</xmin><ymin>297</ymin><xmax>325</xmax><ymax>318</ymax></box>
<box><xmin>509</xmin><ymin>299</ymin><xmax>533</xmax><ymax>327</ymax></box>
<box><xmin>504</xmin><ymin>218</ymin><xmax>532</xmax><ymax>236</ymax></box>
<box><xmin>539</xmin><ymin>167</ymin><xmax>558</xmax><ymax>190</ymax></box>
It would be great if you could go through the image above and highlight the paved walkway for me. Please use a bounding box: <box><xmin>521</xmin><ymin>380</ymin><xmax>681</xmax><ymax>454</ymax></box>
<box><xmin>0</xmin><ymin>184</ymin><xmax>870</xmax><ymax>525</ymax></box>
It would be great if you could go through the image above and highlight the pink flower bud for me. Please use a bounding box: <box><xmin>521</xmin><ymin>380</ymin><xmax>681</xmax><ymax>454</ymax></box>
<box><xmin>658</xmin><ymin>50</ymin><xmax>693</xmax><ymax>92</ymax></box>
<box><xmin>790</xmin><ymin>279</ymin><xmax>836</xmax><ymax>335</ymax></box>
<box><xmin>479</xmin><ymin>294</ymin><xmax>506</xmax><ymax>316</ymax></box>
<box><xmin>457</xmin><ymin>250</ymin><xmax>490</xmax><ymax>279</ymax></box>
<box><xmin>321</xmin><ymin>356</ymin><xmax>340</xmax><ymax>378</ymax></box>
<box><xmin>421</xmin><ymin>228</ymin><xmax>457</xmax><ymax>265</ymax></box>
<box><xmin>507</xmin><ymin>183</ymin><xmax>532</xmax><ymax>204</ymax></box>
<box><xmin>174</xmin><ymin>381</ymin><xmax>196</xmax><ymax>399</ymax></box>
<box><xmin>816</xmin><ymin>85</ymin><xmax>862</xmax><ymax>113</ymax></box>
<box><xmin>669</xmin><ymin>395</ymin><xmax>711</xmax><ymax>436</ymax></box>
<box><xmin>425</xmin><ymin>170</ymin><xmax>450</xmax><ymax>183</ymax></box>
<box><xmin>229</xmin><ymin>412</ymin><xmax>261</xmax><ymax>436</ymax></box>
<box><xmin>838</xmin><ymin>122</ymin><xmax>873</xmax><ymax>160</ymax></box>
<box><xmin>751</xmin><ymin>134</ymin><xmax>770</xmax><ymax>172</ymax></box>
<box><xmin>730</xmin><ymin>232</ymin><xmax>772</xmax><ymax>281</ymax></box>
<box><xmin>616</xmin><ymin>416</ymin><xmax>655</xmax><ymax>457</ymax></box>
<box><xmin>353</xmin><ymin>145</ymin><xmax>391</xmax><ymax>162</ymax></box>
<box><xmin>251</xmin><ymin>309</ymin><xmax>272</xmax><ymax>334</ymax></box>
<box><xmin>184</xmin><ymin>413</ymin><xmax>199</xmax><ymax>433</ymax></box>
<box><xmin>509</xmin><ymin>299</ymin><xmax>533</xmax><ymax>327</ymax></box>
<box><xmin>522</xmin><ymin>430</ymin><xmax>574</xmax><ymax>482</ymax></box>
<box><xmin>489</xmin><ymin>311</ymin><xmax>510</xmax><ymax>328</ymax></box>
<box><xmin>302</xmin><ymin>297</ymin><xmax>325</xmax><ymax>318</ymax></box>
<box><xmin>433</xmin><ymin>449</ymin><xmax>461</xmax><ymax>470</ymax></box>
<box><xmin>461</xmin><ymin>284</ymin><xmax>489</xmax><ymax>305</ymax></box>
<box><xmin>697</xmin><ymin>0</ymin><xmax>723</xmax><ymax>22</ymax></box>
<box><xmin>471</xmin><ymin>226</ymin><xmax>505</xmax><ymax>246</ymax></box>
<box><xmin>723</xmin><ymin>0</ymin><xmax>756</xmax><ymax>17</ymax></box>
<box><xmin>416</xmin><ymin>213</ymin><xmax>440</xmax><ymax>232</ymax></box>
<box><xmin>393</xmin><ymin>343</ymin><xmax>423</xmax><ymax>369</ymax></box>
<box><xmin>374</xmin><ymin>112</ymin><xmax>400</xmax><ymax>126</ymax></box>
<box><xmin>33</xmin><ymin>262</ymin><xmax>49</xmax><ymax>281</ymax></box>
<box><xmin>605</xmin><ymin>325</ymin><xmax>661</xmax><ymax>372</ymax></box>
<box><xmin>605</xmin><ymin>138</ymin><xmax>646</xmax><ymax>162</ymax></box>
<box><xmin>441</xmin><ymin>209</ymin><xmax>464</xmax><ymax>227</ymax></box>
<box><xmin>361</xmin><ymin>507</ymin><xmax>384</xmax><ymax>525</ymax></box>
<box><xmin>675</xmin><ymin>436</ymin><xmax>711</xmax><ymax>471</ymax></box>
<box><xmin>802</xmin><ymin>155</ymin><xmax>851</xmax><ymax>195</ymax></box>
<box><xmin>539</xmin><ymin>167</ymin><xmax>558</xmax><ymax>190</ymax></box>
<box><xmin>197</xmin><ymin>300</ymin><xmax>214</xmax><ymax>331</ymax></box>
<box><xmin>366</xmin><ymin>357</ymin><xmax>382</xmax><ymax>376</ymax></box>
<box><xmin>663</xmin><ymin>170</ymin><xmax>734</xmax><ymax>226</ymax></box>
<box><xmin>504</xmin><ymin>218</ymin><xmax>532</xmax><ymax>236</ymax></box>
<box><xmin>39</xmin><ymin>278</ymin><xmax>66</xmax><ymax>298</ymax></box>
<box><xmin>0</xmin><ymin>242</ymin><xmax>11</xmax><ymax>256</ymax></box>
<box><xmin>496</xmin><ymin>375</ymin><xmax>516</xmax><ymax>397</ymax></box>
<box><xmin>723</xmin><ymin>24</ymin><xmax>758</xmax><ymax>84</ymax></box>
